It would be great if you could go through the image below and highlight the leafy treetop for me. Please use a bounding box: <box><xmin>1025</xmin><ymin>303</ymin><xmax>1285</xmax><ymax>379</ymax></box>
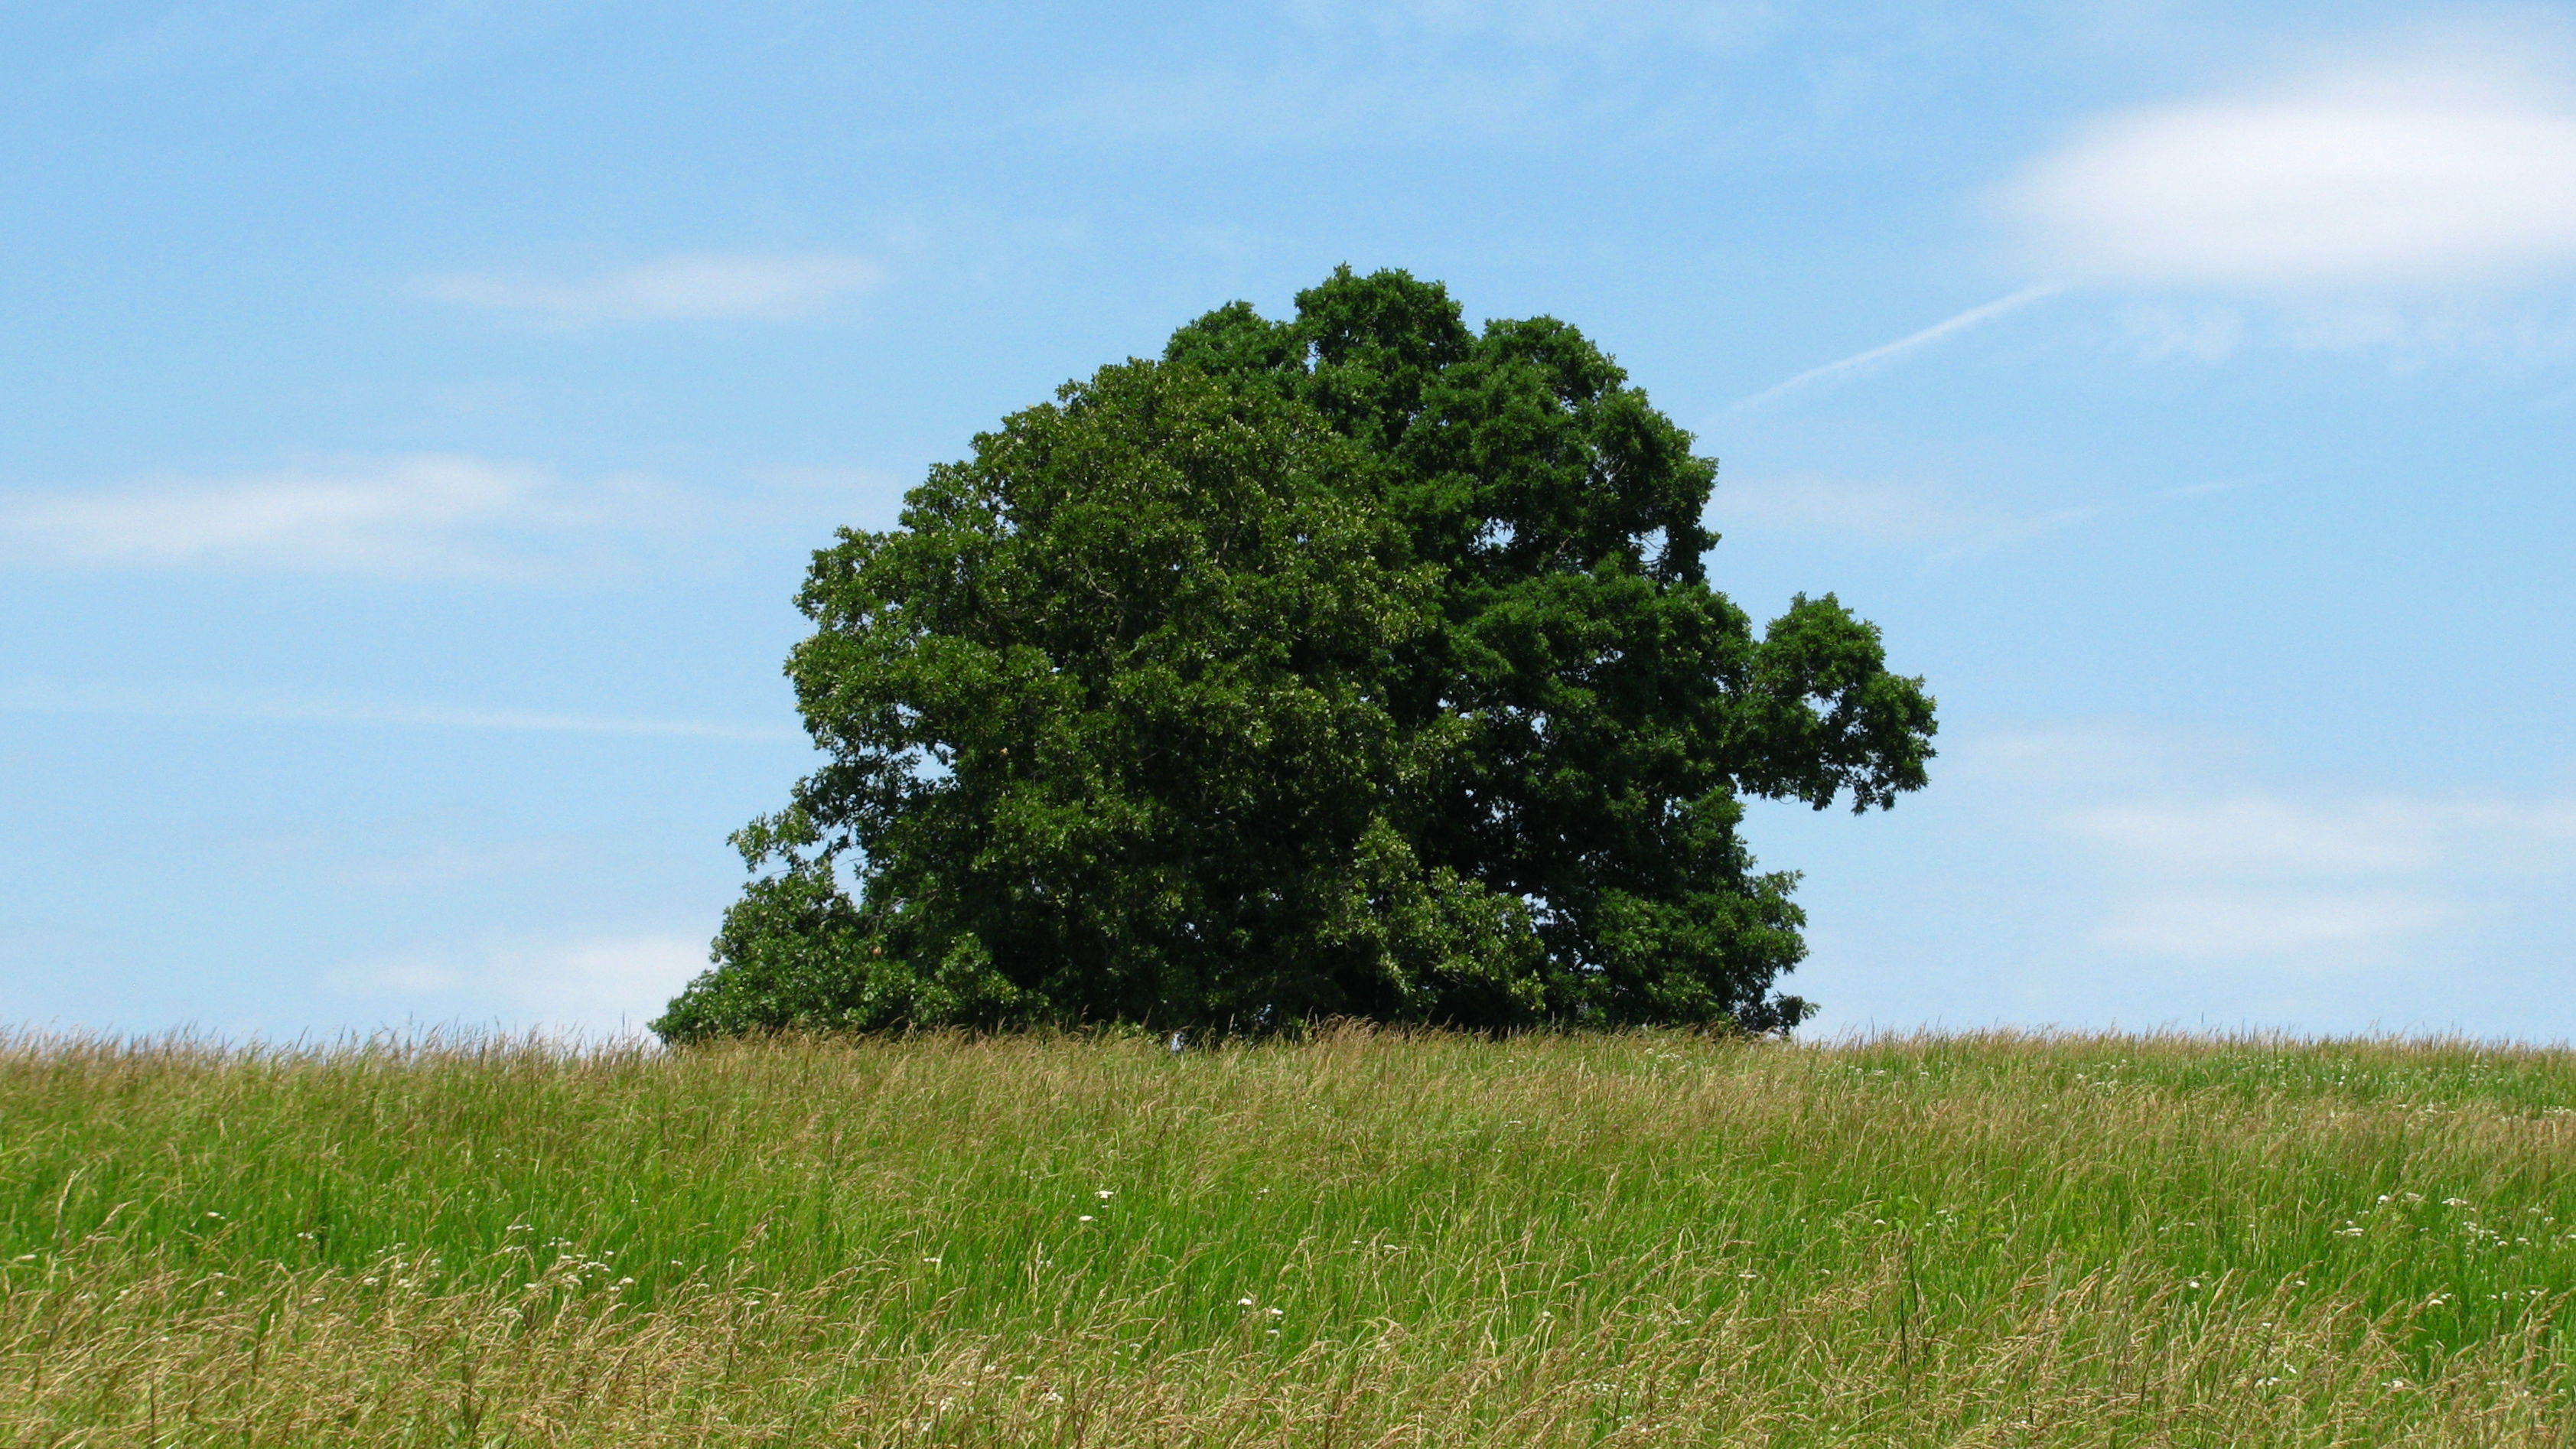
<box><xmin>653</xmin><ymin>268</ymin><xmax>1933</xmax><ymax>1043</ymax></box>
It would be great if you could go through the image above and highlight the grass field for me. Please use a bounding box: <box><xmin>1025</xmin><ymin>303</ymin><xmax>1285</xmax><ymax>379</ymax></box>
<box><xmin>5</xmin><ymin>1027</ymin><xmax>2575</xmax><ymax>1446</ymax></box>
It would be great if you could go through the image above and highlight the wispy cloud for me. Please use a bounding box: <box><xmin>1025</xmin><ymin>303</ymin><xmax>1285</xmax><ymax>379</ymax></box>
<box><xmin>1713</xmin><ymin>471</ymin><xmax>1973</xmax><ymax>546</ymax></box>
<box><xmin>1063</xmin><ymin>0</ymin><xmax>1797</xmax><ymax>145</ymax></box>
<box><xmin>0</xmin><ymin>676</ymin><xmax>802</xmax><ymax>744</ymax></box>
<box><xmin>1921</xmin><ymin>480</ymin><xmax>2235</xmax><ymax>565</ymax></box>
<box><xmin>324</xmin><ymin>933</ymin><xmax>709</xmax><ymax>1038</ymax></box>
<box><xmin>0</xmin><ymin>454</ymin><xmax>705</xmax><ymax>578</ymax></box>
<box><xmin>2005</xmin><ymin>41</ymin><xmax>2576</xmax><ymax>288</ymax></box>
<box><xmin>2072</xmin><ymin>793</ymin><xmax>2576</xmax><ymax>880</ymax></box>
<box><xmin>2115</xmin><ymin>288</ymin><xmax>2576</xmax><ymax>372</ymax></box>
<box><xmin>2096</xmin><ymin>891</ymin><xmax>2453</xmax><ymax>958</ymax></box>
<box><xmin>1960</xmin><ymin>724</ymin><xmax>2576</xmax><ymax>965</ymax></box>
<box><xmin>2118</xmin><ymin>302</ymin><xmax>2248</xmax><ymax>363</ymax></box>
<box><xmin>1713</xmin><ymin>471</ymin><xmax>2235</xmax><ymax>559</ymax></box>
<box><xmin>415</xmin><ymin>251</ymin><xmax>886</xmax><ymax>326</ymax></box>
<box><xmin>1725</xmin><ymin>283</ymin><xmax>2067</xmax><ymax>413</ymax></box>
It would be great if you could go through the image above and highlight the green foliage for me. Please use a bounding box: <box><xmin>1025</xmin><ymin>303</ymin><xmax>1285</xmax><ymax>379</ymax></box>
<box><xmin>657</xmin><ymin>269</ymin><xmax>1936</xmax><ymax>1041</ymax></box>
<box><xmin>662</xmin><ymin>360</ymin><xmax>1530</xmax><ymax>1038</ymax></box>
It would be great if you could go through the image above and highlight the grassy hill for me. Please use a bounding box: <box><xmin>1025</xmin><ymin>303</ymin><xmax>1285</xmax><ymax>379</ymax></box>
<box><xmin>5</xmin><ymin>1027</ymin><xmax>2573</xmax><ymax>1445</ymax></box>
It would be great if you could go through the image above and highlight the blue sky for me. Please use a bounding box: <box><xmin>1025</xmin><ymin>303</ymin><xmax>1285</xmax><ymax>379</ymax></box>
<box><xmin>5</xmin><ymin>0</ymin><xmax>2572</xmax><ymax>1040</ymax></box>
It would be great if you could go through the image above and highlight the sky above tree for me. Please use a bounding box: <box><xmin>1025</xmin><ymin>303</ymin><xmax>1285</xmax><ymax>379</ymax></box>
<box><xmin>4</xmin><ymin>0</ymin><xmax>2572</xmax><ymax>1040</ymax></box>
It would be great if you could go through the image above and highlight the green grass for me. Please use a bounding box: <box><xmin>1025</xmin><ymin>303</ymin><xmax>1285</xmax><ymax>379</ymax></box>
<box><xmin>5</xmin><ymin>1027</ymin><xmax>2574</xmax><ymax>1444</ymax></box>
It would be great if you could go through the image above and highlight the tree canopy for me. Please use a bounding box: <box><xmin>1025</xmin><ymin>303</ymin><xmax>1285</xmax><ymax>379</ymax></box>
<box><xmin>653</xmin><ymin>268</ymin><xmax>1935</xmax><ymax>1043</ymax></box>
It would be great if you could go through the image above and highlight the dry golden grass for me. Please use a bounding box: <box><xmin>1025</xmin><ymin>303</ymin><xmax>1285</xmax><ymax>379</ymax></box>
<box><xmin>5</xmin><ymin>1027</ymin><xmax>2573</xmax><ymax>1445</ymax></box>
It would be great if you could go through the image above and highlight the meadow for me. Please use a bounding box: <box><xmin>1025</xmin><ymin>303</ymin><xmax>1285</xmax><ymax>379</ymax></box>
<box><xmin>4</xmin><ymin>1027</ymin><xmax>2574</xmax><ymax>1447</ymax></box>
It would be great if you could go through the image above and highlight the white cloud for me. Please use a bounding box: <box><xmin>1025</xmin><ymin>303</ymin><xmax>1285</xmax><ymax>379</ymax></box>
<box><xmin>1712</xmin><ymin>472</ymin><xmax>1970</xmax><ymax>545</ymax></box>
<box><xmin>2274</xmin><ymin>298</ymin><xmax>2576</xmax><ymax>367</ymax></box>
<box><xmin>326</xmin><ymin>934</ymin><xmax>709</xmax><ymax>1039</ymax></box>
<box><xmin>1785</xmin><ymin>721</ymin><xmax>2576</xmax><ymax>1037</ymax></box>
<box><xmin>2006</xmin><ymin>47</ymin><xmax>2576</xmax><ymax>288</ymax></box>
<box><xmin>1711</xmin><ymin>471</ymin><xmax>2236</xmax><ymax>559</ymax></box>
<box><xmin>2097</xmin><ymin>891</ymin><xmax>2452</xmax><ymax>958</ymax></box>
<box><xmin>415</xmin><ymin>251</ymin><xmax>886</xmax><ymax>325</ymax></box>
<box><xmin>1953</xmin><ymin>721</ymin><xmax>2246</xmax><ymax>792</ymax></box>
<box><xmin>1953</xmin><ymin>723</ymin><xmax>2576</xmax><ymax>968</ymax></box>
<box><xmin>2118</xmin><ymin>302</ymin><xmax>2246</xmax><ymax>363</ymax></box>
<box><xmin>2073</xmin><ymin>795</ymin><xmax>2576</xmax><ymax>878</ymax></box>
<box><xmin>0</xmin><ymin>454</ymin><xmax>701</xmax><ymax>578</ymax></box>
<box><xmin>2078</xmin><ymin>797</ymin><xmax>2430</xmax><ymax>873</ymax></box>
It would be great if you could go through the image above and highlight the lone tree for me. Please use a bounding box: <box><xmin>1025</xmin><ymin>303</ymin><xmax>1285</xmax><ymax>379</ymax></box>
<box><xmin>654</xmin><ymin>268</ymin><xmax>1934</xmax><ymax>1043</ymax></box>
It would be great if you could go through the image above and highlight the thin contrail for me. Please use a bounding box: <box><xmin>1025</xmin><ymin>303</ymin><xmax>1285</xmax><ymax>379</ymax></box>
<box><xmin>1726</xmin><ymin>282</ymin><xmax>2070</xmax><ymax>415</ymax></box>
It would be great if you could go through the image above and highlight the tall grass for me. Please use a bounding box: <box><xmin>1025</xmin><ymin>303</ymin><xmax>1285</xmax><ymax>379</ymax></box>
<box><xmin>4</xmin><ymin>1026</ymin><xmax>2573</xmax><ymax>1444</ymax></box>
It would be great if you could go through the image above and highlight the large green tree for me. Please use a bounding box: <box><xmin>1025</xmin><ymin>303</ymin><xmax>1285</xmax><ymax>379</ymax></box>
<box><xmin>654</xmin><ymin>269</ymin><xmax>1933</xmax><ymax>1043</ymax></box>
